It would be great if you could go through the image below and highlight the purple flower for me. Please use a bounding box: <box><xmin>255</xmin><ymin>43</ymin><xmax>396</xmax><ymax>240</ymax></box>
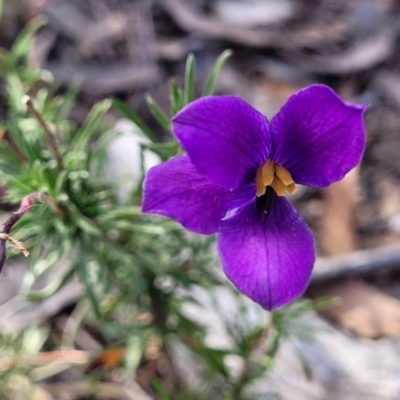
<box><xmin>142</xmin><ymin>85</ymin><xmax>367</xmax><ymax>310</ymax></box>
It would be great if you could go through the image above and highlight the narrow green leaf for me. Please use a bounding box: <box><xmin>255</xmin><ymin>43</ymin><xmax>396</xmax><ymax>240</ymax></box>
<box><xmin>0</xmin><ymin>51</ymin><xmax>13</xmax><ymax>74</ymax></box>
<box><xmin>11</xmin><ymin>16</ymin><xmax>47</xmax><ymax>60</ymax></box>
<box><xmin>112</xmin><ymin>98</ymin><xmax>156</xmax><ymax>142</ymax></box>
<box><xmin>54</xmin><ymin>170</ymin><xmax>68</xmax><ymax>197</ymax></box>
<box><xmin>97</xmin><ymin>206</ymin><xmax>141</xmax><ymax>221</ymax></box>
<box><xmin>203</xmin><ymin>50</ymin><xmax>233</xmax><ymax>96</ymax></box>
<box><xmin>65</xmin><ymin>201</ymin><xmax>103</xmax><ymax>238</ymax></box>
<box><xmin>199</xmin><ymin>348</ymin><xmax>229</xmax><ymax>378</ymax></box>
<box><xmin>142</xmin><ymin>141</ymin><xmax>179</xmax><ymax>162</ymax></box>
<box><xmin>110</xmin><ymin>220</ymin><xmax>166</xmax><ymax>235</ymax></box>
<box><xmin>124</xmin><ymin>336</ymin><xmax>144</xmax><ymax>376</ymax></box>
<box><xmin>0</xmin><ymin>0</ymin><xmax>4</xmax><ymax>23</ymax></box>
<box><xmin>145</xmin><ymin>94</ymin><xmax>170</xmax><ymax>130</ymax></box>
<box><xmin>26</xmin><ymin>262</ymin><xmax>76</xmax><ymax>301</ymax></box>
<box><xmin>56</xmin><ymin>80</ymin><xmax>81</xmax><ymax>123</ymax></box>
<box><xmin>170</xmin><ymin>80</ymin><xmax>184</xmax><ymax>116</ymax></box>
<box><xmin>183</xmin><ymin>53</ymin><xmax>196</xmax><ymax>105</ymax></box>
<box><xmin>77</xmin><ymin>247</ymin><xmax>101</xmax><ymax>319</ymax></box>
<box><xmin>90</xmin><ymin>130</ymin><xmax>120</xmax><ymax>176</ymax></box>
<box><xmin>74</xmin><ymin>99</ymin><xmax>111</xmax><ymax>152</ymax></box>
<box><xmin>8</xmin><ymin>175</ymin><xmax>34</xmax><ymax>193</ymax></box>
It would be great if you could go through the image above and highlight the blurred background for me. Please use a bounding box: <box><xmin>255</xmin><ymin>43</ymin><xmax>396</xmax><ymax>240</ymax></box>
<box><xmin>2</xmin><ymin>0</ymin><xmax>400</xmax><ymax>399</ymax></box>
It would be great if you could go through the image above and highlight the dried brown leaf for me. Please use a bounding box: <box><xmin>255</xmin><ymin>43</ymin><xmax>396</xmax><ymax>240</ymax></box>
<box><xmin>311</xmin><ymin>280</ymin><xmax>400</xmax><ymax>339</ymax></box>
<box><xmin>320</xmin><ymin>168</ymin><xmax>360</xmax><ymax>256</ymax></box>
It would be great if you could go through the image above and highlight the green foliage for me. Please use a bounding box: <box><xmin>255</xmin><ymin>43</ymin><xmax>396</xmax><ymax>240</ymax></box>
<box><xmin>141</xmin><ymin>49</ymin><xmax>233</xmax><ymax>136</ymax></box>
<box><xmin>203</xmin><ymin>49</ymin><xmax>233</xmax><ymax>96</ymax></box>
<box><xmin>145</xmin><ymin>94</ymin><xmax>171</xmax><ymax>131</ymax></box>
<box><xmin>0</xmin><ymin>327</ymin><xmax>50</xmax><ymax>398</ymax></box>
<box><xmin>183</xmin><ymin>53</ymin><xmax>196</xmax><ymax>106</ymax></box>
<box><xmin>112</xmin><ymin>98</ymin><xmax>156</xmax><ymax>142</ymax></box>
<box><xmin>0</xmin><ymin>19</ymin><xmax>322</xmax><ymax>399</ymax></box>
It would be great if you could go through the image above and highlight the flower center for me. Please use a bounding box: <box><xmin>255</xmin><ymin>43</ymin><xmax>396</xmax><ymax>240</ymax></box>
<box><xmin>255</xmin><ymin>159</ymin><xmax>296</xmax><ymax>197</ymax></box>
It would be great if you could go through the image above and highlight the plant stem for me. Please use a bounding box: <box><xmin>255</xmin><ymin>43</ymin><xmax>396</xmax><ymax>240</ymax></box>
<box><xmin>0</xmin><ymin>127</ymin><xmax>26</xmax><ymax>163</ymax></box>
<box><xmin>23</xmin><ymin>96</ymin><xmax>64</xmax><ymax>170</ymax></box>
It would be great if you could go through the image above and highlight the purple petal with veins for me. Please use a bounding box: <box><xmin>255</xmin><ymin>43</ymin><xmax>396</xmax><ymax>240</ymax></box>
<box><xmin>270</xmin><ymin>84</ymin><xmax>367</xmax><ymax>188</ymax></box>
<box><xmin>218</xmin><ymin>196</ymin><xmax>315</xmax><ymax>310</ymax></box>
<box><xmin>143</xmin><ymin>155</ymin><xmax>231</xmax><ymax>234</ymax></box>
<box><xmin>172</xmin><ymin>96</ymin><xmax>271</xmax><ymax>189</ymax></box>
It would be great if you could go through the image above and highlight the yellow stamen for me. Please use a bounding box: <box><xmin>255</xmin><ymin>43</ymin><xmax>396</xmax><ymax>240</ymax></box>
<box><xmin>261</xmin><ymin>159</ymin><xmax>274</xmax><ymax>186</ymax></box>
<box><xmin>285</xmin><ymin>182</ymin><xmax>296</xmax><ymax>195</ymax></box>
<box><xmin>271</xmin><ymin>176</ymin><xmax>286</xmax><ymax>196</ymax></box>
<box><xmin>256</xmin><ymin>166</ymin><xmax>265</xmax><ymax>197</ymax></box>
<box><xmin>255</xmin><ymin>159</ymin><xmax>297</xmax><ymax>197</ymax></box>
<box><xmin>274</xmin><ymin>163</ymin><xmax>294</xmax><ymax>185</ymax></box>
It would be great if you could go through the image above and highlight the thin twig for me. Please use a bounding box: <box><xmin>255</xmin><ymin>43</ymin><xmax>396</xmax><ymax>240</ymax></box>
<box><xmin>22</xmin><ymin>95</ymin><xmax>64</xmax><ymax>170</ymax></box>
<box><xmin>40</xmin><ymin>193</ymin><xmax>66</xmax><ymax>217</ymax></box>
<box><xmin>0</xmin><ymin>127</ymin><xmax>26</xmax><ymax>163</ymax></box>
<box><xmin>310</xmin><ymin>245</ymin><xmax>400</xmax><ymax>286</ymax></box>
<box><xmin>0</xmin><ymin>194</ymin><xmax>37</xmax><ymax>273</ymax></box>
<box><xmin>0</xmin><ymin>193</ymin><xmax>67</xmax><ymax>273</ymax></box>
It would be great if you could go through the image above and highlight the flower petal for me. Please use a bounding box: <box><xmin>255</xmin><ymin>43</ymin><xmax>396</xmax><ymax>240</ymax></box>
<box><xmin>142</xmin><ymin>155</ymin><xmax>231</xmax><ymax>234</ymax></box>
<box><xmin>270</xmin><ymin>84</ymin><xmax>367</xmax><ymax>187</ymax></box>
<box><xmin>172</xmin><ymin>96</ymin><xmax>270</xmax><ymax>189</ymax></box>
<box><xmin>218</xmin><ymin>197</ymin><xmax>315</xmax><ymax>310</ymax></box>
